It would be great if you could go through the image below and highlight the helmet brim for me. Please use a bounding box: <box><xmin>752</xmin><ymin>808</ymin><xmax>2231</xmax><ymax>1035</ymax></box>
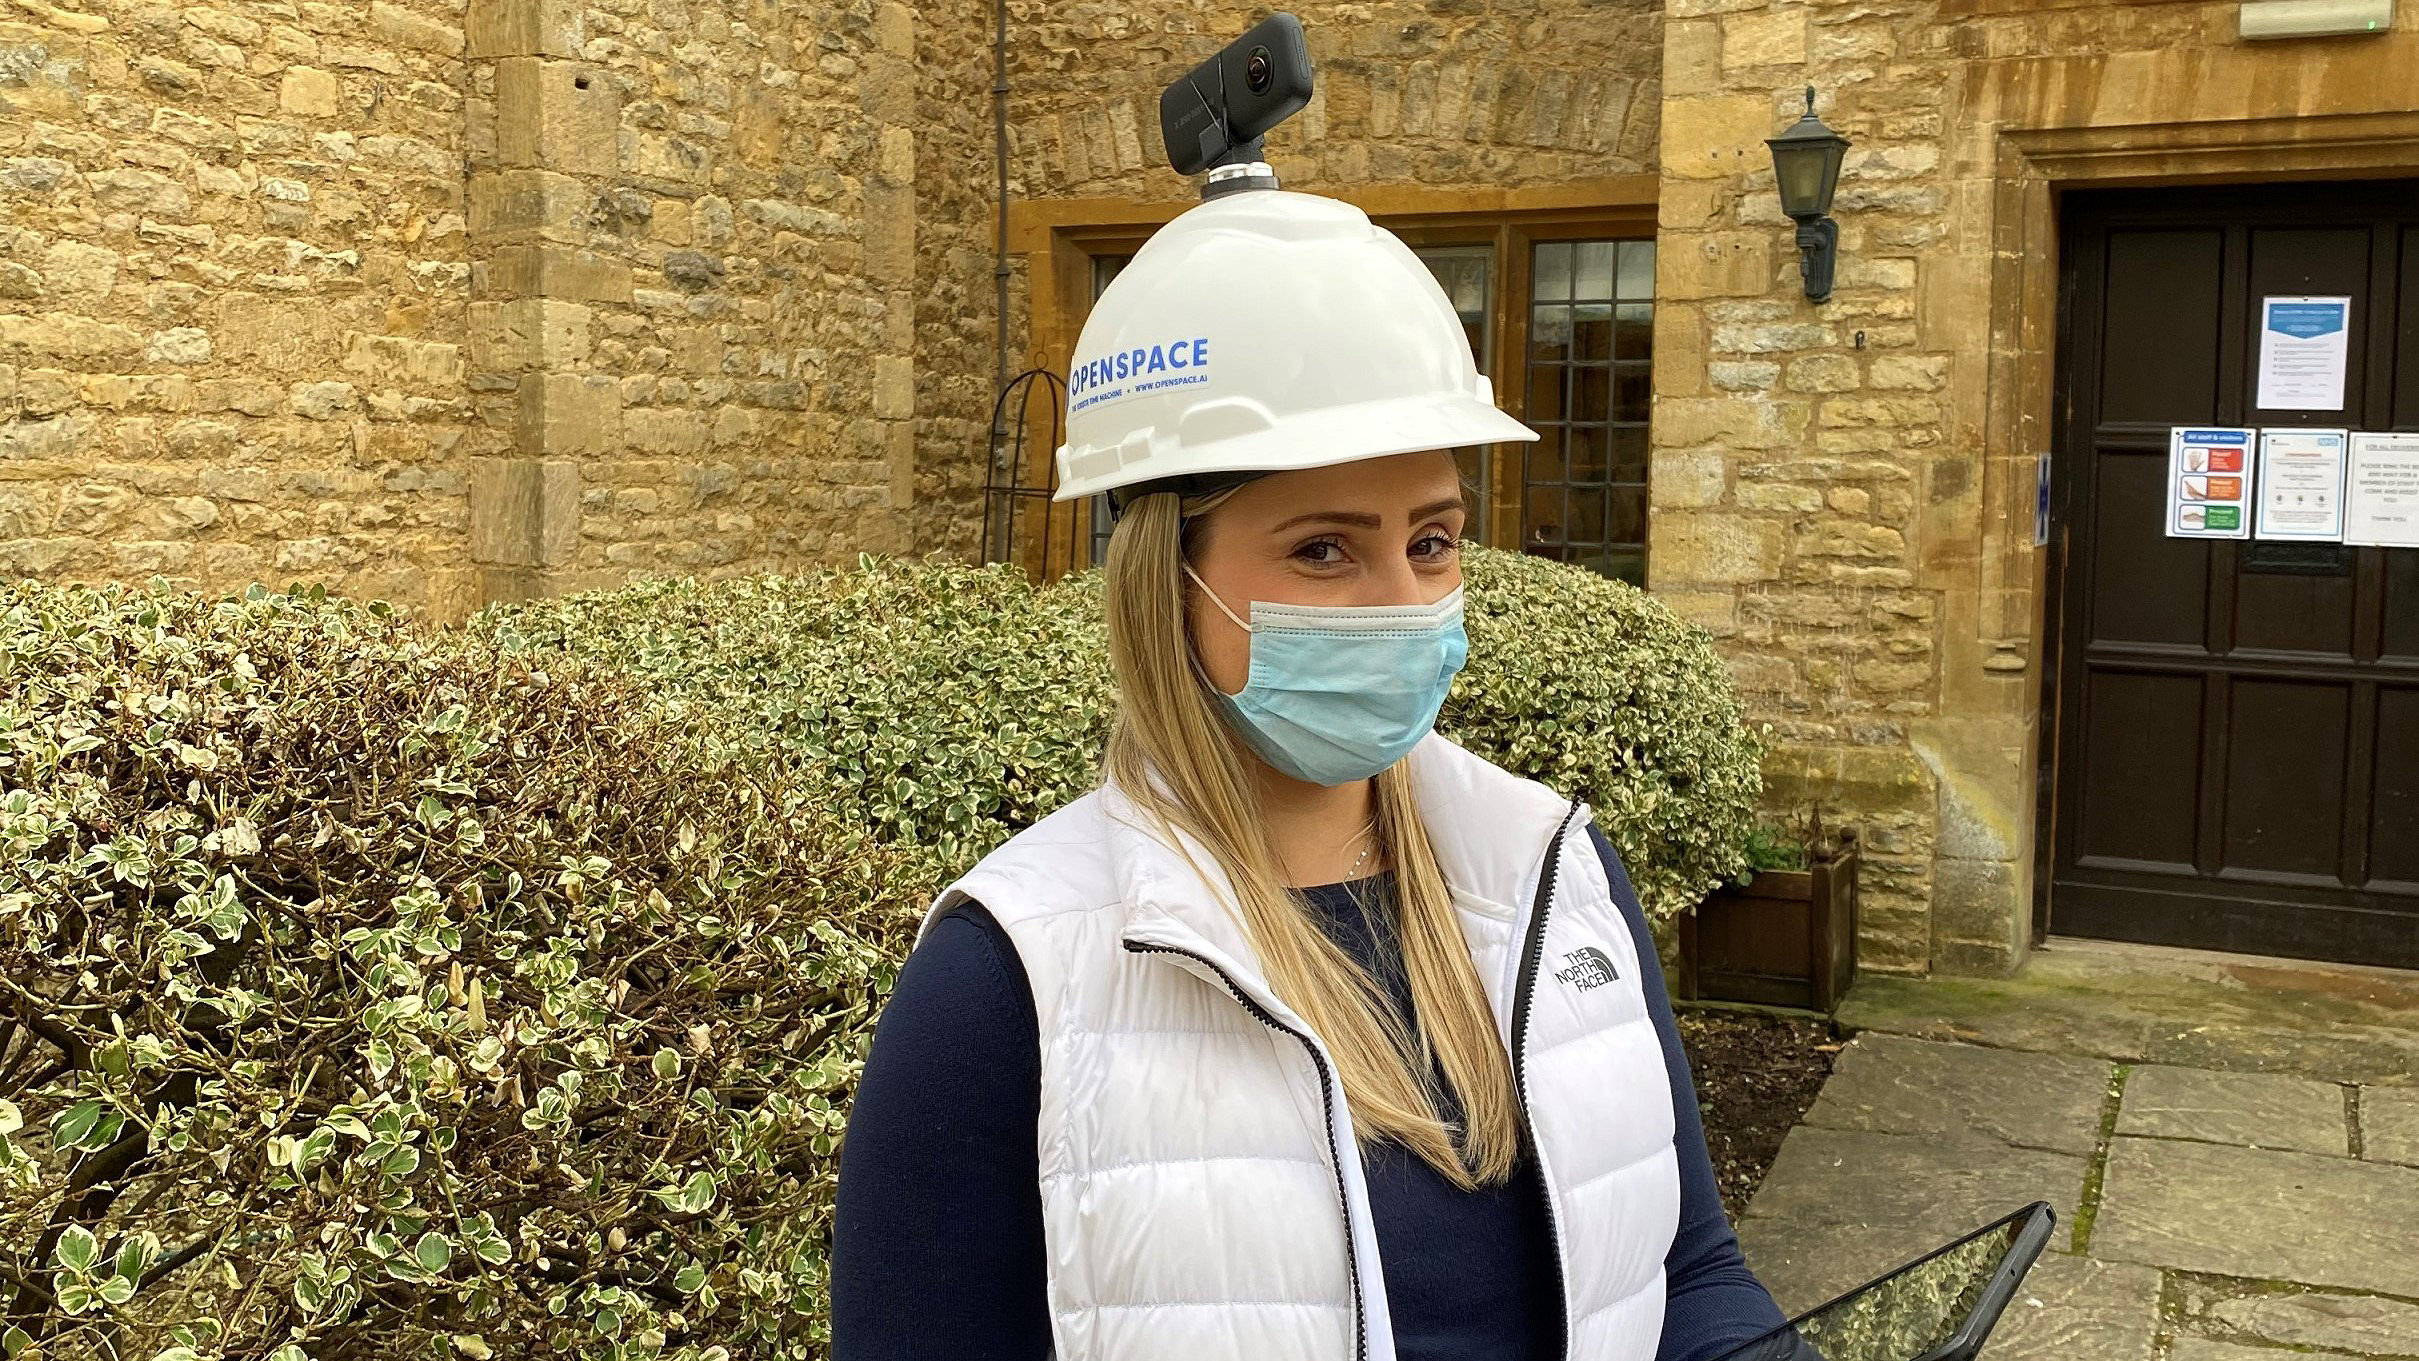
<box><xmin>1053</xmin><ymin>393</ymin><xmax>1539</xmax><ymax>503</ymax></box>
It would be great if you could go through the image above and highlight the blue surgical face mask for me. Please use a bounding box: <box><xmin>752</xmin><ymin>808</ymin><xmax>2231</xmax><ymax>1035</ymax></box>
<box><xmin>1184</xmin><ymin>562</ymin><xmax>1470</xmax><ymax>787</ymax></box>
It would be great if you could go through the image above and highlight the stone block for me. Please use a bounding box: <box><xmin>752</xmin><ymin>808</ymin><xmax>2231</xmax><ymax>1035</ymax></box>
<box><xmin>2201</xmin><ymin>1287</ymin><xmax>2419</xmax><ymax>1356</ymax></box>
<box><xmin>1651</xmin><ymin>450</ymin><xmax>1726</xmax><ymax>508</ymax></box>
<box><xmin>873</xmin><ymin>355</ymin><xmax>914</xmax><ymax>420</ymax></box>
<box><xmin>1654</xmin><ymin>512</ymin><xmax>1784</xmax><ymax>584</ymax></box>
<box><xmin>1803</xmin><ymin>1034</ymin><xmax>2109</xmax><ymax>1155</ymax></box>
<box><xmin>466</xmin><ymin>0</ymin><xmax>583</xmax><ymax>58</ymax></box>
<box><xmin>1663</xmin><ymin>232</ymin><xmax>1774</xmax><ymax>300</ymax></box>
<box><xmin>1744</xmin><ymin>1125</ymin><xmax>2087</xmax><ymax>1238</ymax></box>
<box><xmin>2358</xmin><ymin>1085</ymin><xmax>2419</xmax><ymax>1166</ymax></box>
<box><xmin>1785</xmin><ymin>354</ymin><xmax>1861</xmax><ymax>393</ymax></box>
<box><xmin>513</xmin><ymin>372</ymin><xmax>619</xmax><ymax>456</ymax></box>
<box><xmin>2095</xmin><ymin>1137</ymin><xmax>2419</xmax><ymax>1295</ymax></box>
<box><xmin>2117</xmin><ymin>1064</ymin><xmax>2349</xmax><ymax>1156</ymax></box>
<box><xmin>279</xmin><ymin>65</ymin><xmax>341</xmax><ymax>116</ymax></box>
<box><xmin>2169</xmin><ymin>1339</ymin><xmax>2359</xmax><ymax>1361</ymax></box>
<box><xmin>344</xmin><ymin>333</ymin><xmax>463</xmax><ymax>388</ymax></box>
<box><xmin>469</xmin><ymin>299</ymin><xmax>591</xmax><ymax>372</ymax></box>
<box><xmin>0</xmin><ymin>313</ymin><xmax>142</xmax><ymax>362</ymax></box>
<box><xmin>145</xmin><ymin>327</ymin><xmax>211</xmax><ymax>365</ymax></box>
<box><xmin>494</xmin><ymin>59</ymin><xmax>619</xmax><ymax>177</ymax></box>
<box><xmin>468</xmin><ymin>169</ymin><xmax>590</xmax><ymax>246</ymax></box>
<box><xmin>1723</xmin><ymin>9</ymin><xmax>1807</xmax><ymax>68</ymax></box>
<box><xmin>469</xmin><ymin>457</ymin><xmax>579</xmax><ymax>567</ymax></box>
<box><xmin>476</xmin><ymin>245</ymin><xmax>632</xmax><ymax>304</ymax></box>
<box><xmin>874</xmin><ymin>1</ymin><xmax>913</xmax><ymax>56</ymax></box>
<box><xmin>370</xmin><ymin>1</ymin><xmax>460</xmax><ymax>56</ymax></box>
<box><xmin>1661</xmin><ymin>93</ymin><xmax>1784</xmax><ymax>180</ymax></box>
<box><xmin>864</xmin><ymin>181</ymin><xmax>914</xmax><ymax>285</ymax></box>
<box><xmin>1984</xmin><ymin>1252</ymin><xmax>2164</xmax><ymax>1361</ymax></box>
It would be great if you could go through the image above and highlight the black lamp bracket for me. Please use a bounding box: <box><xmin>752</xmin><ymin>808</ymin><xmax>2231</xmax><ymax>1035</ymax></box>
<box><xmin>1793</xmin><ymin>216</ymin><xmax>1838</xmax><ymax>304</ymax></box>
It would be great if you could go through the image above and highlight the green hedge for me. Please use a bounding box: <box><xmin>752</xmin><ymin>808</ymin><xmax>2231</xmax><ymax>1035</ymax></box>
<box><xmin>0</xmin><ymin>550</ymin><xmax>1756</xmax><ymax>1359</ymax></box>
<box><xmin>0</xmin><ymin>581</ymin><xmax>928</xmax><ymax>1361</ymax></box>
<box><xmin>475</xmin><ymin>545</ymin><xmax>1758</xmax><ymax>921</ymax></box>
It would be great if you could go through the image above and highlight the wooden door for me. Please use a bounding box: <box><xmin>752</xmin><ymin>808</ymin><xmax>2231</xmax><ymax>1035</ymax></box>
<box><xmin>2045</xmin><ymin>180</ymin><xmax>2419</xmax><ymax>969</ymax></box>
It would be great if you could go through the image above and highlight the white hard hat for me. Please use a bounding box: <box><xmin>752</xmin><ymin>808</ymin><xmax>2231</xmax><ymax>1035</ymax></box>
<box><xmin>1054</xmin><ymin>185</ymin><xmax>1539</xmax><ymax>504</ymax></box>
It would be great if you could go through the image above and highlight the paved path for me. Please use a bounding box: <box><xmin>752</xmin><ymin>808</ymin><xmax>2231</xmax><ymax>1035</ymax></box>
<box><xmin>1734</xmin><ymin>938</ymin><xmax>2419</xmax><ymax>1361</ymax></box>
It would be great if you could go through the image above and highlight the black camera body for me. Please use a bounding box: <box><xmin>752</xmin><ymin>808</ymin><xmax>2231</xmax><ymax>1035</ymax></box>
<box><xmin>1157</xmin><ymin>13</ymin><xmax>1314</xmax><ymax>177</ymax></box>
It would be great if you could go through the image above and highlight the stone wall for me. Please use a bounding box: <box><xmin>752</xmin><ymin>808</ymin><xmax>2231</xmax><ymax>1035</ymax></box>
<box><xmin>2</xmin><ymin>0</ymin><xmax>482</xmax><ymax>618</ymax></box>
<box><xmin>459</xmin><ymin>0</ymin><xmax>928</xmax><ymax>607</ymax></box>
<box><xmin>1651</xmin><ymin>0</ymin><xmax>2419</xmax><ymax>974</ymax></box>
<box><xmin>4</xmin><ymin>0</ymin><xmax>984</xmax><ymax>620</ymax></box>
<box><xmin>1001</xmin><ymin>2</ymin><xmax>1666</xmax><ymax>199</ymax></box>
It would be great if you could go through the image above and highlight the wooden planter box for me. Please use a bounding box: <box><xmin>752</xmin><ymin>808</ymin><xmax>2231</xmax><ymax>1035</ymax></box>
<box><xmin>1678</xmin><ymin>828</ymin><xmax>1860</xmax><ymax>1013</ymax></box>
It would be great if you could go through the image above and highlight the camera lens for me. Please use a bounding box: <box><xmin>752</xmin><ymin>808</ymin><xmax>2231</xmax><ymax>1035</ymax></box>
<box><xmin>1245</xmin><ymin>46</ymin><xmax>1273</xmax><ymax>94</ymax></box>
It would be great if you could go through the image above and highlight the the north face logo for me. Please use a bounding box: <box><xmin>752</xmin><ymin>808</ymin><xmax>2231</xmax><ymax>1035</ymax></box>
<box><xmin>1552</xmin><ymin>946</ymin><xmax>1619</xmax><ymax>991</ymax></box>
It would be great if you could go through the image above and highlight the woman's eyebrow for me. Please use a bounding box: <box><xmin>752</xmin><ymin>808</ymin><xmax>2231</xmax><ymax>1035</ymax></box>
<box><xmin>1267</xmin><ymin>498</ymin><xmax>1467</xmax><ymax>535</ymax></box>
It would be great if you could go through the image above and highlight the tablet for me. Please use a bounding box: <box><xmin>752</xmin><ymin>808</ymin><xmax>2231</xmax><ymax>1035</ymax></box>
<box><xmin>1709</xmin><ymin>1201</ymin><xmax>2058</xmax><ymax>1361</ymax></box>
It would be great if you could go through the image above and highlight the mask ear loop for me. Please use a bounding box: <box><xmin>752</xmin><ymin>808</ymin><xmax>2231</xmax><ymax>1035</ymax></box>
<box><xmin>1181</xmin><ymin>561</ymin><xmax>1255</xmax><ymax>634</ymax></box>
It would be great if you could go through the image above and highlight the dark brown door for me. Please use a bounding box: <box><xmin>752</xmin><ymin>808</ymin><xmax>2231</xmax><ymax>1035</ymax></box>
<box><xmin>2045</xmin><ymin>180</ymin><xmax>2419</xmax><ymax>969</ymax></box>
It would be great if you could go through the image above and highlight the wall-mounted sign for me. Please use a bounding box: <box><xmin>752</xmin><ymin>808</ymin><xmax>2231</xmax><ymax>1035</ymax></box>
<box><xmin>2167</xmin><ymin>426</ymin><xmax>2255</xmax><ymax>539</ymax></box>
<box><xmin>2256</xmin><ymin>296</ymin><xmax>2352</xmax><ymax>411</ymax></box>
<box><xmin>2346</xmin><ymin>431</ymin><xmax>2419</xmax><ymax>547</ymax></box>
<box><xmin>2253</xmin><ymin>427</ymin><xmax>2348</xmax><ymax>541</ymax></box>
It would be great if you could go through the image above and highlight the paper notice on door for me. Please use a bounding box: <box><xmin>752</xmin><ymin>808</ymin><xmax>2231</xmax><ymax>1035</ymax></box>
<box><xmin>2345</xmin><ymin>431</ymin><xmax>2419</xmax><ymax>547</ymax></box>
<box><xmin>2167</xmin><ymin>426</ymin><xmax>2255</xmax><ymax>539</ymax></box>
<box><xmin>2253</xmin><ymin>428</ymin><xmax>2348</xmax><ymax>541</ymax></box>
<box><xmin>2256</xmin><ymin>296</ymin><xmax>2352</xmax><ymax>412</ymax></box>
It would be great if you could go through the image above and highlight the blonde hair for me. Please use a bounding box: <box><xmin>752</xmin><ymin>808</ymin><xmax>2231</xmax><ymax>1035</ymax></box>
<box><xmin>1099</xmin><ymin>486</ymin><xmax>1524</xmax><ymax>1190</ymax></box>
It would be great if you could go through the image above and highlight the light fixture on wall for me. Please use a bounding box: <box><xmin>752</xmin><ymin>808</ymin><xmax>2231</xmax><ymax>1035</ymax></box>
<box><xmin>1766</xmin><ymin>86</ymin><xmax>1851</xmax><ymax>303</ymax></box>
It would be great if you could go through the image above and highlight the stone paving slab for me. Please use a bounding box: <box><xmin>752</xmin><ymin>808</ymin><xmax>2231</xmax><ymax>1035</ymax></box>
<box><xmin>1736</xmin><ymin>1218</ymin><xmax>1928</xmax><ymax>1317</ymax></box>
<box><xmin>2093</xmin><ymin>1136</ymin><xmax>2419</xmax><ymax>1298</ymax></box>
<box><xmin>2195</xmin><ymin>1286</ymin><xmax>2419</xmax><ymax>1356</ymax></box>
<box><xmin>1977</xmin><ymin>1252</ymin><xmax>2163</xmax><ymax>1361</ymax></box>
<box><xmin>2362</xmin><ymin>1086</ymin><xmax>2419</xmax><ymax>1167</ymax></box>
<box><xmin>2170</xmin><ymin>1338</ymin><xmax>2363</xmax><ymax>1361</ymax></box>
<box><xmin>1802</xmin><ymin>1034</ymin><xmax>2111</xmax><ymax>1156</ymax></box>
<box><xmin>2117</xmin><ymin>1063</ymin><xmax>2350</xmax><ymax>1156</ymax></box>
<box><xmin>1744</xmin><ymin>1125</ymin><xmax>2086</xmax><ymax>1244</ymax></box>
<box><xmin>1836</xmin><ymin>939</ymin><xmax>2419</xmax><ymax>1085</ymax></box>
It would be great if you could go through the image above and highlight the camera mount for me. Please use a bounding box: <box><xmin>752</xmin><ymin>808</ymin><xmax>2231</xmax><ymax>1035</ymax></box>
<box><xmin>1158</xmin><ymin>13</ymin><xmax>1312</xmax><ymax>198</ymax></box>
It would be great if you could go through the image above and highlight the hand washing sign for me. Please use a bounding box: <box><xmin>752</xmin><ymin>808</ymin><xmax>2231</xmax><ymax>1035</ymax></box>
<box><xmin>2166</xmin><ymin>427</ymin><xmax>2254</xmax><ymax>539</ymax></box>
<box><xmin>2256</xmin><ymin>296</ymin><xmax>2351</xmax><ymax>412</ymax></box>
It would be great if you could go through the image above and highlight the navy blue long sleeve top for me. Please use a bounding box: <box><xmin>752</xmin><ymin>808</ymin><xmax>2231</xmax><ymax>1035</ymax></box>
<box><xmin>831</xmin><ymin>824</ymin><xmax>1788</xmax><ymax>1361</ymax></box>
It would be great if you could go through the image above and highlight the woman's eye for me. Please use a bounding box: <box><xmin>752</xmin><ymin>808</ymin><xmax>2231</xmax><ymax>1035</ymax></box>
<box><xmin>1413</xmin><ymin>533</ymin><xmax>1459</xmax><ymax>559</ymax></box>
<box><xmin>1294</xmin><ymin>539</ymin><xmax>1345</xmax><ymax>564</ymax></box>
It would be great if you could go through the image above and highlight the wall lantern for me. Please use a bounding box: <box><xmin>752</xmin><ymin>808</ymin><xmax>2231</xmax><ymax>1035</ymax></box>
<box><xmin>1766</xmin><ymin>86</ymin><xmax>1851</xmax><ymax>303</ymax></box>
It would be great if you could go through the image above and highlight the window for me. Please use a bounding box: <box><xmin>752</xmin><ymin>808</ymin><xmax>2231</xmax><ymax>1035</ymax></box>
<box><xmin>1523</xmin><ymin>239</ymin><xmax>1655</xmax><ymax>585</ymax></box>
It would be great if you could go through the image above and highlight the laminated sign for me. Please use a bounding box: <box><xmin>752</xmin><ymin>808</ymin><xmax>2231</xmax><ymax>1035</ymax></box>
<box><xmin>2253</xmin><ymin>428</ymin><xmax>2348</xmax><ymax>542</ymax></box>
<box><xmin>2166</xmin><ymin>426</ymin><xmax>2255</xmax><ymax>539</ymax></box>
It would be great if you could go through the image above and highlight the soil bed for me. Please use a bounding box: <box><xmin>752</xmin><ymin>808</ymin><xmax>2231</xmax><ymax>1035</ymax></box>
<box><xmin>1676</xmin><ymin>1006</ymin><xmax>1842</xmax><ymax>1221</ymax></box>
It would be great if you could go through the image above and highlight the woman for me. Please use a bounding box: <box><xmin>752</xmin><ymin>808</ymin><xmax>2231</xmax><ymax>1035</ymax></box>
<box><xmin>831</xmin><ymin>184</ymin><xmax>1794</xmax><ymax>1361</ymax></box>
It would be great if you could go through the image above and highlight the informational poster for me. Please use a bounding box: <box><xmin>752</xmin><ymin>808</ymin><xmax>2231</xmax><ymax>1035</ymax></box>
<box><xmin>2253</xmin><ymin>428</ymin><xmax>2348</xmax><ymax>541</ymax></box>
<box><xmin>2256</xmin><ymin>296</ymin><xmax>2352</xmax><ymax>412</ymax></box>
<box><xmin>2345</xmin><ymin>431</ymin><xmax>2419</xmax><ymax>547</ymax></box>
<box><xmin>2167</xmin><ymin>426</ymin><xmax>2255</xmax><ymax>539</ymax></box>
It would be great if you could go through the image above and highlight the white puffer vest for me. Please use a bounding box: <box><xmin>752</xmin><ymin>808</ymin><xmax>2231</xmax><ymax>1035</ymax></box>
<box><xmin>916</xmin><ymin>732</ymin><xmax>1680</xmax><ymax>1361</ymax></box>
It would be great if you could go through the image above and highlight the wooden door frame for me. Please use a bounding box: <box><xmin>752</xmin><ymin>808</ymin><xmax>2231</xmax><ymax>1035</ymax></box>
<box><xmin>2020</xmin><ymin>115</ymin><xmax>2419</xmax><ymax>949</ymax></box>
<box><xmin>1002</xmin><ymin>177</ymin><xmax>1658</xmax><ymax>567</ymax></box>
